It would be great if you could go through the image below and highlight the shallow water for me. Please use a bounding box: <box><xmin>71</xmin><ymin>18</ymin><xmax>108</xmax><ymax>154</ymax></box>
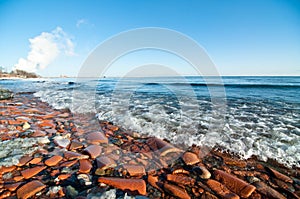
<box><xmin>1</xmin><ymin>76</ymin><xmax>300</xmax><ymax>167</ymax></box>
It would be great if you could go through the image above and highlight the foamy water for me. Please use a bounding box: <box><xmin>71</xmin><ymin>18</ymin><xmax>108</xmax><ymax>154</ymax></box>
<box><xmin>1</xmin><ymin>76</ymin><xmax>300</xmax><ymax>167</ymax></box>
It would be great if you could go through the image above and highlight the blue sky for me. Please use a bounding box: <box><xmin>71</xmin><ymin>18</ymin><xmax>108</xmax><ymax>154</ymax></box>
<box><xmin>0</xmin><ymin>0</ymin><xmax>299</xmax><ymax>77</ymax></box>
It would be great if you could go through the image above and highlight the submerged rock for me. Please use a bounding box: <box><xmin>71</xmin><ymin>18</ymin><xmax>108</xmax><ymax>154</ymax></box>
<box><xmin>0</xmin><ymin>88</ymin><xmax>14</xmax><ymax>100</ymax></box>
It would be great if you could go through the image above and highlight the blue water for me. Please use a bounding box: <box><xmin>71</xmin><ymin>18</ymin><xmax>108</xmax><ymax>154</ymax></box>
<box><xmin>1</xmin><ymin>76</ymin><xmax>300</xmax><ymax>167</ymax></box>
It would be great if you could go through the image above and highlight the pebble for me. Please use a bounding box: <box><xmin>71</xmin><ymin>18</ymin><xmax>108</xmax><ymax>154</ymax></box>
<box><xmin>17</xmin><ymin>180</ymin><xmax>46</xmax><ymax>199</ymax></box>
<box><xmin>45</xmin><ymin>155</ymin><xmax>63</xmax><ymax>166</ymax></box>
<box><xmin>86</xmin><ymin>132</ymin><xmax>108</xmax><ymax>144</ymax></box>
<box><xmin>22</xmin><ymin>122</ymin><xmax>31</xmax><ymax>130</ymax></box>
<box><xmin>21</xmin><ymin>166</ymin><xmax>46</xmax><ymax>179</ymax></box>
<box><xmin>63</xmin><ymin>151</ymin><xmax>89</xmax><ymax>160</ymax></box>
<box><xmin>79</xmin><ymin>159</ymin><xmax>93</xmax><ymax>173</ymax></box>
<box><xmin>166</xmin><ymin>174</ymin><xmax>195</xmax><ymax>185</ymax></box>
<box><xmin>182</xmin><ymin>151</ymin><xmax>200</xmax><ymax>165</ymax></box>
<box><xmin>164</xmin><ymin>183</ymin><xmax>191</xmax><ymax>199</ymax></box>
<box><xmin>266</xmin><ymin>166</ymin><xmax>293</xmax><ymax>183</ymax></box>
<box><xmin>254</xmin><ymin>181</ymin><xmax>286</xmax><ymax>199</ymax></box>
<box><xmin>206</xmin><ymin>179</ymin><xmax>240</xmax><ymax>199</ymax></box>
<box><xmin>83</xmin><ymin>144</ymin><xmax>102</xmax><ymax>159</ymax></box>
<box><xmin>214</xmin><ymin>170</ymin><xmax>256</xmax><ymax>198</ymax></box>
<box><xmin>122</xmin><ymin>164</ymin><xmax>146</xmax><ymax>176</ymax></box>
<box><xmin>98</xmin><ymin>177</ymin><xmax>147</xmax><ymax>195</ymax></box>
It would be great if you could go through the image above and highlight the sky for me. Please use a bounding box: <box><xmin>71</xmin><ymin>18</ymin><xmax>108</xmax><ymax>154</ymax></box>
<box><xmin>0</xmin><ymin>0</ymin><xmax>300</xmax><ymax>77</ymax></box>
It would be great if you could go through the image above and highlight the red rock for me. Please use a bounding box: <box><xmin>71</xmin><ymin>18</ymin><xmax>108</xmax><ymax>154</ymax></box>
<box><xmin>123</xmin><ymin>164</ymin><xmax>146</xmax><ymax>176</ymax></box>
<box><xmin>17</xmin><ymin>180</ymin><xmax>46</xmax><ymax>199</ymax></box>
<box><xmin>38</xmin><ymin>121</ymin><xmax>55</xmax><ymax>128</ymax></box>
<box><xmin>83</xmin><ymin>145</ymin><xmax>102</xmax><ymax>159</ymax></box>
<box><xmin>21</xmin><ymin>166</ymin><xmax>46</xmax><ymax>179</ymax></box>
<box><xmin>0</xmin><ymin>191</ymin><xmax>11</xmax><ymax>198</ymax></box>
<box><xmin>24</xmin><ymin>108</ymin><xmax>42</xmax><ymax>114</ymax></box>
<box><xmin>14</xmin><ymin>175</ymin><xmax>24</xmax><ymax>182</ymax></box>
<box><xmin>182</xmin><ymin>152</ymin><xmax>200</xmax><ymax>165</ymax></box>
<box><xmin>0</xmin><ymin>166</ymin><xmax>16</xmax><ymax>174</ymax></box>
<box><xmin>107</xmin><ymin>124</ymin><xmax>119</xmax><ymax>131</ymax></box>
<box><xmin>17</xmin><ymin>156</ymin><xmax>33</xmax><ymax>166</ymax></box>
<box><xmin>60</xmin><ymin>160</ymin><xmax>78</xmax><ymax>167</ymax></box>
<box><xmin>58</xmin><ymin>112</ymin><xmax>69</xmax><ymax>118</ymax></box>
<box><xmin>147</xmin><ymin>175</ymin><xmax>163</xmax><ymax>192</ymax></box>
<box><xmin>254</xmin><ymin>181</ymin><xmax>286</xmax><ymax>199</ymax></box>
<box><xmin>164</xmin><ymin>183</ymin><xmax>191</xmax><ymax>199</ymax></box>
<box><xmin>4</xmin><ymin>182</ymin><xmax>23</xmax><ymax>191</ymax></box>
<box><xmin>8</xmin><ymin>120</ymin><xmax>23</xmax><ymax>125</ymax></box>
<box><xmin>45</xmin><ymin>155</ymin><xmax>63</xmax><ymax>166</ymax></box>
<box><xmin>146</xmin><ymin>137</ymin><xmax>182</xmax><ymax>156</ymax></box>
<box><xmin>166</xmin><ymin>174</ymin><xmax>195</xmax><ymax>185</ymax></box>
<box><xmin>68</xmin><ymin>140</ymin><xmax>84</xmax><ymax>151</ymax></box>
<box><xmin>86</xmin><ymin>132</ymin><xmax>108</xmax><ymax>144</ymax></box>
<box><xmin>214</xmin><ymin>170</ymin><xmax>256</xmax><ymax>198</ymax></box>
<box><xmin>30</xmin><ymin>130</ymin><xmax>47</xmax><ymax>137</ymax></box>
<box><xmin>98</xmin><ymin>177</ymin><xmax>146</xmax><ymax>195</ymax></box>
<box><xmin>64</xmin><ymin>151</ymin><xmax>89</xmax><ymax>160</ymax></box>
<box><xmin>28</xmin><ymin>157</ymin><xmax>42</xmax><ymax>165</ymax></box>
<box><xmin>96</xmin><ymin>156</ymin><xmax>116</xmax><ymax>169</ymax></box>
<box><xmin>206</xmin><ymin>179</ymin><xmax>240</xmax><ymax>199</ymax></box>
<box><xmin>222</xmin><ymin>156</ymin><xmax>247</xmax><ymax>167</ymax></box>
<box><xmin>16</xmin><ymin>116</ymin><xmax>31</xmax><ymax>123</ymax></box>
<box><xmin>266</xmin><ymin>167</ymin><xmax>293</xmax><ymax>183</ymax></box>
<box><xmin>172</xmin><ymin>168</ymin><xmax>190</xmax><ymax>175</ymax></box>
<box><xmin>201</xmin><ymin>192</ymin><xmax>218</xmax><ymax>199</ymax></box>
<box><xmin>58</xmin><ymin>174</ymin><xmax>71</xmax><ymax>180</ymax></box>
<box><xmin>79</xmin><ymin>159</ymin><xmax>92</xmax><ymax>173</ymax></box>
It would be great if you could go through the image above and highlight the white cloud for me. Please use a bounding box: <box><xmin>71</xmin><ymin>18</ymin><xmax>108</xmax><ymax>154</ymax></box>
<box><xmin>76</xmin><ymin>19</ymin><xmax>87</xmax><ymax>28</ymax></box>
<box><xmin>76</xmin><ymin>18</ymin><xmax>94</xmax><ymax>28</ymax></box>
<box><xmin>14</xmin><ymin>27</ymin><xmax>75</xmax><ymax>72</ymax></box>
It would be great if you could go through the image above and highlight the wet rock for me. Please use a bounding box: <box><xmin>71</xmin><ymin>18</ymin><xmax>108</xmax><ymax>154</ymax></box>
<box><xmin>122</xmin><ymin>164</ymin><xmax>146</xmax><ymax>177</ymax></box>
<box><xmin>45</xmin><ymin>155</ymin><xmax>63</xmax><ymax>166</ymax></box>
<box><xmin>17</xmin><ymin>156</ymin><xmax>33</xmax><ymax>166</ymax></box>
<box><xmin>166</xmin><ymin>174</ymin><xmax>195</xmax><ymax>185</ymax></box>
<box><xmin>22</xmin><ymin>122</ymin><xmax>31</xmax><ymax>130</ymax></box>
<box><xmin>83</xmin><ymin>145</ymin><xmax>102</xmax><ymax>159</ymax></box>
<box><xmin>68</xmin><ymin>140</ymin><xmax>84</xmax><ymax>151</ymax></box>
<box><xmin>214</xmin><ymin>170</ymin><xmax>256</xmax><ymax>198</ymax></box>
<box><xmin>96</xmin><ymin>156</ymin><xmax>116</xmax><ymax>170</ymax></box>
<box><xmin>64</xmin><ymin>151</ymin><xmax>89</xmax><ymax>160</ymax></box>
<box><xmin>146</xmin><ymin>137</ymin><xmax>182</xmax><ymax>156</ymax></box>
<box><xmin>86</xmin><ymin>132</ymin><xmax>108</xmax><ymax>144</ymax></box>
<box><xmin>193</xmin><ymin>165</ymin><xmax>211</xmax><ymax>179</ymax></box>
<box><xmin>147</xmin><ymin>175</ymin><xmax>163</xmax><ymax>192</ymax></box>
<box><xmin>66</xmin><ymin>185</ymin><xmax>78</xmax><ymax>198</ymax></box>
<box><xmin>79</xmin><ymin>159</ymin><xmax>93</xmax><ymax>173</ymax></box>
<box><xmin>182</xmin><ymin>152</ymin><xmax>200</xmax><ymax>165</ymax></box>
<box><xmin>266</xmin><ymin>167</ymin><xmax>293</xmax><ymax>183</ymax></box>
<box><xmin>254</xmin><ymin>181</ymin><xmax>286</xmax><ymax>199</ymax></box>
<box><xmin>0</xmin><ymin>89</ymin><xmax>13</xmax><ymax>100</ymax></box>
<box><xmin>4</xmin><ymin>182</ymin><xmax>23</xmax><ymax>192</ymax></box>
<box><xmin>98</xmin><ymin>177</ymin><xmax>147</xmax><ymax>195</ymax></box>
<box><xmin>201</xmin><ymin>191</ymin><xmax>218</xmax><ymax>199</ymax></box>
<box><xmin>21</xmin><ymin>166</ymin><xmax>46</xmax><ymax>179</ymax></box>
<box><xmin>16</xmin><ymin>180</ymin><xmax>46</xmax><ymax>199</ymax></box>
<box><xmin>164</xmin><ymin>183</ymin><xmax>191</xmax><ymax>199</ymax></box>
<box><xmin>30</xmin><ymin>130</ymin><xmax>47</xmax><ymax>137</ymax></box>
<box><xmin>77</xmin><ymin>174</ymin><xmax>92</xmax><ymax>186</ymax></box>
<box><xmin>28</xmin><ymin>157</ymin><xmax>42</xmax><ymax>165</ymax></box>
<box><xmin>54</xmin><ymin>136</ymin><xmax>70</xmax><ymax>148</ymax></box>
<box><xmin>60</xmin><ymin>160</ymin><xmax>78</xmax><ymax>167</ymax></box>
<box><xmin>206</xmin><ymin>179</ymin><xmax>240</xmax><ymax>199</ymax></box>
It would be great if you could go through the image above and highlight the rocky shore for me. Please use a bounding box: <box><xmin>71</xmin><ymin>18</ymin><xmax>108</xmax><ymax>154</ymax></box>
<box><xmin>0</xmin><ymin>92</ymin><xmax>299</xmax><ymax>199</ymax></box>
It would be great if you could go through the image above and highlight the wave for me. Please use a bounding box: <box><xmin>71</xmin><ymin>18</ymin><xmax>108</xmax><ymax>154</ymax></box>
<box><xmin>155</xmin><ymin>83</ymin><xmax>300</xmax><ymax>89</ymax></box>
